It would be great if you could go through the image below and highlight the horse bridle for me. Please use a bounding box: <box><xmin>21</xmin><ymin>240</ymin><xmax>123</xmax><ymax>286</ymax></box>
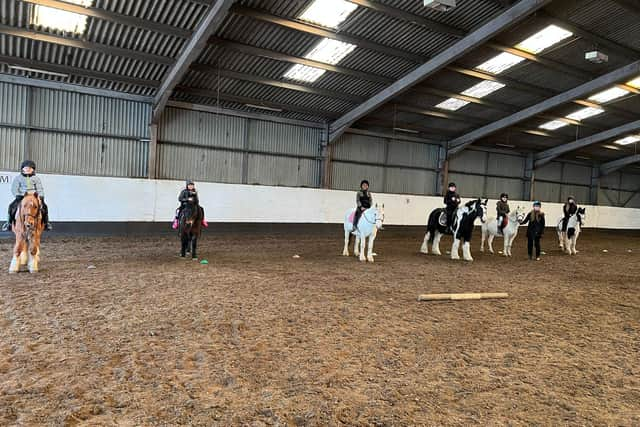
<box><xmin>361</xmin><ymin>208</ymin><xmax>382</xmax><ymax>225</ymax></box>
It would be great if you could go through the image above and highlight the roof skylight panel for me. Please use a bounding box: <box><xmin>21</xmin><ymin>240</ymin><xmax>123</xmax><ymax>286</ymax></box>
<box><xmin>31</xmin><ymin>0</ymin><xmax>92</xmax><ymax>34</ymax></box>
<box><xmin>299</xmin><ymin>0</ymin><xmax>358</xmax><ymax>28</ymax></box>
<box><xmin>614</xmin><ymin>135</ymin><xmax>640</xmax><ymax>145</ymax></box>
<box><xmin>461</xmin><ymin>80</ymin><xmax>505</xmax><ymax>98</ymax></box>
<box><xmin>515</xmin><ymin>25</ymin><xmax>573</xmax><ymax>54</ymax></box>
<box><xmin>476</xmin><ymin>52</ymin><xmax>526</xmax><ymax>75</ymax></box>
<box><xmin>565</xmin><ymin>107</ymin><xmax>604</xmax><ymax>121</ymax></box>
<box><xmin>435</xmin><ymin>98</ymin><xmax>470</xmax><ymax>111</ymax></box>
<box><xmin>283</xmin><ymin>38</ymin><xmax>357</xmax><ymax>83</ymax></box>
<box><xmin>539</xmin><ymin>120</ymin><xmax>569</xmax><ymax>130</ymax></box>
<box><xmin>588</xmin><ymin>87</ymin><xmax>630</xmax><ymax>104</ymax></box>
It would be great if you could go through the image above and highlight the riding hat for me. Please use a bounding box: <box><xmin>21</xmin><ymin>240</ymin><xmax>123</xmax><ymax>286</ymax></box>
<box><xmin>21</xmin><ymin>160</ymin><xmax>36</xmax><ymax>170</ymax></box>
<box><xmin>360</xmin><ymin>179</ymin><xmax>369</xmax><ymax>187</ymax></box>
<box><xmin>186</xmin><ymin>179</ymin><xmax>195</xmax><ymax>186</ymax></box>
<box><xmin>448</xmin><ymin>182</ymin><xmax>456</xmax><ymax>188</ymax></box>
<box><xmin>500</xmin><ymin>192</ymin><xmax>508</xmax><ymax>199</ymax></box>
<box><xmin>533</xmin><ymin>200</ymin><xmax>542</xmax><ymax>207</ymax></box>
<box><xmin>567</xmin><ymin>196</ymin><xmax>575</xmax><ymax>202</ymax></box>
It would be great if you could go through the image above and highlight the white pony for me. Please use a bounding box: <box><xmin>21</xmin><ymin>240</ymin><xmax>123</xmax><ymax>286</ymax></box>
<box><xmin>342</xmin><ymin>204</ymin><xmax>385</xmax><ymax>262</ymax></box>
<box><xmin>480</xmin><ymin>205</ymin><xmax>526</xmax><ymax>257</ymax></box>
<box><xmin>557</xmin><ymin>207</ymin><xmax>586</xmax><ymax>255</ymax></box>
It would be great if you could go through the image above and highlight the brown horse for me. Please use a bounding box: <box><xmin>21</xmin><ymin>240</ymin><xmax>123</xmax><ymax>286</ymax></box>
<box><xmin>9</xmin><ymin>193</ymin><xmax>44</xmax><ymax>273</ymax></box>
<box><xmin>179</xmin><ymin>198</ymin><xmax>203</xmax><ymax>259</ymax></box>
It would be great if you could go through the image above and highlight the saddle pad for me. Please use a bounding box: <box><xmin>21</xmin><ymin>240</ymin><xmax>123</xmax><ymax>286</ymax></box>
<box><xmin>501</xmin><ymin>216</ymin><xmax>509</xmax><ymax>228</ymax></box>
<box><xmin>348</xmin><ymin>211</ymin><xmax>356</xmax><ymax>223</ymax></box>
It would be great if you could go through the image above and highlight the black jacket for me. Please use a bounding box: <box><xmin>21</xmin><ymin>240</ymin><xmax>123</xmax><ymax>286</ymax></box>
<box><xmin>563</xmin><ymin>203</ymin><xmax>577</xmax><ymax>218</ymax></box>
<box><xmin>521</xmin><ymin>211</ymin><xmax>545</xmax><ymax>238</ymax></box>
<box><xmin>444</xmin><ymin>190</ymin><xmax>461</xmax><ymax>211</ymax></box>
<box><xmin>356</xmin><ymin>190</ymin><xmax>372</xmax><ymax>209</ymax></box>
<box><xmin>179</xmin><ymin>189</ymin><xmax>199</xmax><ymax>205</ymax></box>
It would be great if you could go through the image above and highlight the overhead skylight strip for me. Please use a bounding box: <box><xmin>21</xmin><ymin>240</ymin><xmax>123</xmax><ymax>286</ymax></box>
<box><xmin>565</xmin><ymin>107</ymin><xmax>604</xmax><ymax>121</ymax></box>
<box><xmin>461</xmin><ymin>80</ymin><xmax>505</xmax><ymax>98</ymax></box>
<box><xmin>283</xmin><ymin>64</ymin><xmax>326</xmax><ymax>83</ymax></box>
<box><xmin>31</xmin><ymin>0</ymin><xmax>92</xmax><ymax>34</ymax></box>
<box><xmin>305</xmin><ymin>38</ymin><xmax>356</xmax><ymax>65</ymax></box>
<box><xmin>627</xmin><ymin>76</ymin><xmax>640</xmax><ymax>89</ymax></box>
<box><xmin>436</xmin><ymin>98</ymin><xmax>470</xmax><ymax>111</ymax></box>
<box><xmin>476</xmin><ymin>52</ymin><xmax>525</xmax><ymax>75</ymax></box>
<box><xmin>539</xmin><ymin>120</ymin><xmax>569</xmax><ymax>130</ymax></box>
<box><xmin>614</xmin><ymin>135</ymin><xmax>640</xmax><ymax>145</ymax></box>
<box><xmin>515</xmin><ymin>24</ymin><xmax>573</xmax><ymax>54</ymax></box>
<box><xmin>588</xmin><ymin>87</ymin><xmax>630</xmax><ymax>104</ymax></box>
<box><xmin>299</xmin><ymin>0</ymin><xmax>358</xmax><ymax>28</ymax></box>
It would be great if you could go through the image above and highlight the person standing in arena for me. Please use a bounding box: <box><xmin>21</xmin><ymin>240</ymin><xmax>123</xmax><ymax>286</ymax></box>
<box><xmin>521</xmin><ymin>200</ymin><xmax>545</xmax><ymax>261</ymax></box>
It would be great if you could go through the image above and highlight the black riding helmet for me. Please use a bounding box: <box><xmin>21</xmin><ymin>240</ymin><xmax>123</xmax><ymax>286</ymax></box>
<box><xmin>21</xmin><ymin>160</ymin><xmax>36</xmax><ymax>170</ymax></box>
<box><xmin>533</xmin><ymin>200</ymin><xmax>542</xmax><ymax>207</ymax></box>
<box><xmin>448</xmin><ymin>182</ymin><xmax>456</xmax><ymax>188</ymax></box>
<box><xmin>500</xmin><ymin>192</ymin><xmax>508</xmax><ymax>199</ymax></box>
<box><xmin>186</xmin><ymin>179</ymin><xmax>195</xmax><ymax>187</ymax></box>
<box><xmin>567</xmin><ymin>196</ymin><xmax>575</xmax><ymax>202</ymax></box>
<box><xmin>360</xmin><ymin>179</ymin><xmax>369</xmax><ymax>187</ymax></box>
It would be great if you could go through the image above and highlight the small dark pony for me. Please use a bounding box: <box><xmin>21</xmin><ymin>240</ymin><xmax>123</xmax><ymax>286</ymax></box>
<box><xmin>179</xmin><ymin>198</ymin><xmax>203</xmax><ymax>259</ymax></box>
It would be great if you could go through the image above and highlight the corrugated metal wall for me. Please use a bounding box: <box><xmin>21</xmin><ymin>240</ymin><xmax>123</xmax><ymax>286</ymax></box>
<box><xmin>0</xmin><ymin>81</ymin><xmax>149</xmax><ymax>177</ymax></box>
<box><xmin>0</xmin><ymin>81</ymin><xmax>637</xmax><ymax>207</ymax></box>
<box><xmin>157</xmin><ymin>107</ymin><xmax>322</xmax><ymax>187</ymax></box>
<box><xmin>331</xmin><ymin>133</ymin><xmax>439</xmax><ymax>194</ymax></box>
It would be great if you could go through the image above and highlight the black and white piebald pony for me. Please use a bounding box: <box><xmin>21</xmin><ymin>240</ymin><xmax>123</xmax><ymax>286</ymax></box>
<box><xmin>420</xmin><ymin>198</ymin><xmax>488</xmax><ymax>261</ymax></box>
<box><xmin>557</xmin><ymin>207</ymin><xmax>586</xmax><ymax>255</ymax></box>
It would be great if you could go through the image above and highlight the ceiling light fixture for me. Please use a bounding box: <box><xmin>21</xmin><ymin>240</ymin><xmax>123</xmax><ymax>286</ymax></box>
<box><xmin>435</xmin><ymin>98</ymin><xmax>470</xmax><ymax>111</ymax></box>
<box><xmin>539</xmin><ymin>120</ymin><xmax>569</xmax><ymax>130</ymax></box>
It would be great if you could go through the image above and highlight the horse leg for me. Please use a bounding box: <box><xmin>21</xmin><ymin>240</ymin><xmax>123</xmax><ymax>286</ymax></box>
<box><xmin>367</xmin><ymin>233</ymin><xmax>375</xmax><ymax>263</ymax></box>
<box><xmin>354</xmin><ymin>235</ymin><xmax>360</xmax><ymax>257</ymax></box>
<box><xmin>432</xmin><ymin>232</ymin><xmax>442</xmax><ymax>256</ymax></box>
<box><xmin>358</xmin><ymin>234</ymin><xmax>366</xmax><ymax>262</ymax></box>
<box><xmin>488</xmin><ymin>234</ymin><xmax>495</xmax><ymax>254</ymax></box>
<box><xmin>480</xmin><ymin>228</ymin><xmax>485</xmax><ymax>252</ymax></box>
<box><xmin>180</xmin><ymin>234</ymin><xmax>187</xmax><ymax>257</ymax></box>
<box><xmin>462</xmin><ymin>240</ymin><xmax>473</xmax><ymax>262</ymax></box>
<box><xmin>420</xmin><ymin>231</ymin><xmax>430</xmax><ymax>254</ymax></box>
<box><xmin>451</xmin><ymin>238</ymin><xmax>461</xmax><ymax>260</ymax></box>
<box><xmin>558</xmin><ymin>231</ymin><xmax>564</xmax><ymax>249</ymax></box>
<box><xmin>191</xmin><ymin>235</ymin><xmax>198</xmax><ymax>260</ymax></box>
<box><xmin>9</xmin><ymin>241</ymin><xmax>23</xmax><ymax>273</ymax></box>
<box><xmin>502</xmin><ymin>233</ymin><xmax>509</xmax><ymax>257</ymax></box>
<box><xmin>28</xmin><ymin>246</ymin><xmax>40</xmax><ymax>273</ymax></box>
<box><xmin>342</xmin><ymin>230</ymin><xmax>350</xmax><ymax>256</ymax></box>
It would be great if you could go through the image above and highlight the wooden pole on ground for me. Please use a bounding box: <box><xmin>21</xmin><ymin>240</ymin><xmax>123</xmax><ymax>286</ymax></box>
<box><xmin>417</xmin><ymin>293</ymin><xmax>508</xmax><ymax>301</ymax></box>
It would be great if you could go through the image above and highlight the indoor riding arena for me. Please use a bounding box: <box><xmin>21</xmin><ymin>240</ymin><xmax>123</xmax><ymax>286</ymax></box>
<box><xmin>1</xmin><ymin>0</ymin><xmax>639</xmax><ymax>426</ymax></box>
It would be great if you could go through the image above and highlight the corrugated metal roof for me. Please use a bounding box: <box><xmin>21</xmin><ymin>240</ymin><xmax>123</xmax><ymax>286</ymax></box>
<box><xmin>0</xmin><ymin>0</ymin><xmax>638</xmax><ymax>163</ymax></box>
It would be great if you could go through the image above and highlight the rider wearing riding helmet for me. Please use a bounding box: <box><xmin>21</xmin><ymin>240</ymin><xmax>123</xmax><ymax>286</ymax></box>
<box><xmin>172</xmin><ymin>180</ymin><xmax>208</xmax><ymax>229</ymax></box>
<box><xmin>561</xmin><ymin>196</ymin><xmax>578</xmax><ymax>231</ymax></box>
<box><xmin>444</xmin><ymin>182</ymin><xmax>461</xmax><ymax>228</ymax></box>
<box><xmin>2</xmin><ymin>160</ymin><xmax>51</xmax><ymax>232</ymax></box>
<box><xmin>353</xmin><ymin>179</ymin><xmax>373</xmax><ymax>230</ymax></box>
<box><xmin>521</xmin><ymin>200</ymin><xmax>545</xmax><ymax>261</ymax></box>
<box><xmin>496</xmin><ymin>193</ymin><xmax>510</xmax><ymax>234</ymax></box>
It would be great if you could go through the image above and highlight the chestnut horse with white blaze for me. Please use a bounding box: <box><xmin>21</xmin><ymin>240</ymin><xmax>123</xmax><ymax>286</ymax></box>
<box><xmin>9</xmin><ymin>192</ymin><xmax>44</xmax><ymax>273</ymax></box>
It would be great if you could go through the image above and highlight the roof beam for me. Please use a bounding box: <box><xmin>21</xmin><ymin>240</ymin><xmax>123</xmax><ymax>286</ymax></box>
<box><xmin>211</xmin><ymin>37</ymin><xmax>391</xmax><ymax>84</ymax></box>
<box><xmin>0</xmin><ymin>73</ymin><xmax>152</xmax><ymax>103</ymax></box>
<box><xmin>535</xmin><ymin>119</ymin><xmax>640</xmax><ymax>168</ymax></box>
<box><xmin>0</xmin><ymin>24</ymin><xmax>173</xmax><ymax>65</ymax></box>
<box><xmin>327</xmin><ymin>0</ymin><xmax>553</xmax><ymax>142</ymax></box>
<box><xmin>190</xmin><ymin>64</ymin><xmax>365</xmax><ymax>102</ymax></box>
<box><xmin>344</xmin><ymin>0</ymin><xmax>465</xmax><ymax>38</ymax></box>
<box><xmin>19</xmin><ymin>0</ymin><xmax>192</xmax><ymax>38</ymax></box>
<box><xmin>600</xmin><ymin>154</ymin><xmax>640</xmax><ymax>176</ymax></box>
<box><xmin>0</xmin><ymin>54</ymin><xmax>160</xmax><ymax>88</ymax></box>
<box><xmin>151</xmin><ymin>0</ymin><xmax>235</xmax><ymax>123</ymax></box>
<box><xmin>230</xmin><ymin>6</ymin><xmax>425</xmax><ymax>63</ymax></box>
<box><xmin>175</xmin><ymin>86</ymin><xmax>340</xmax><ymax>118</ymax></box>
<box><xmin>448</xmin><ymin>60</ymin><xmax>640</xmax><ymax>156</ymax></box>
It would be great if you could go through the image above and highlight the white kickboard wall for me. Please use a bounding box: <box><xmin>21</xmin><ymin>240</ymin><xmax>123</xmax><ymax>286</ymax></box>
<box><xmin>1</xmin><ymin>171</ymin><xmax>639</xmax><ymax>229</ymax></box>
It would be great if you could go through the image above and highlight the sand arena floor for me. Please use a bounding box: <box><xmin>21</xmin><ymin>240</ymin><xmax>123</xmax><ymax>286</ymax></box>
<box><xmin>1</xmin><ymin>228</ymin><xmax>639</xmax><ymax>426</ymax></box>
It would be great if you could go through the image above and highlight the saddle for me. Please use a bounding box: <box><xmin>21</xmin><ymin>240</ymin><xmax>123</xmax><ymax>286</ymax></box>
<box><xmin>438</xmin><ymin>211</ymin><xmax>458</xmax><ymax>231</ymax></box>
<box><xmin>498</xmin><ymin>216</ymin><xmax>508</xmax><ymax>232</ymax></box>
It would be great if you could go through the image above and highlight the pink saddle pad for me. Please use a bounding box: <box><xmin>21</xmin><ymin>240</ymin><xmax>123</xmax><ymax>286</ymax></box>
<box><xmin>348</xmin><ymin>211</ymin><xmax>355</xmax><ymax>223</ymax></box>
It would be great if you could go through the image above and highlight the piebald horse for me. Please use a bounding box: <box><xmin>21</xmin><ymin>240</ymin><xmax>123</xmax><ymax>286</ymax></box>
<box><xmin>420</xmin><ymin>198</ymin><xmax>488</xmax><ymax>261</ymax></box>
<box><xmin>480</xmin><ymin>205</ymin><xmax>526</xmax><ymax>257</ymax></box>
<box><xmin>557</xmin><ymin>207</ymin><xmax>586</xmax><ymax>255</ymax></box>
<box><xmin>9</xmin><ymin>192</ymin><xmax>44</xmax><ymax>273</ymax></box>
<box><xmin>342</xmin><ymin>204</ymin><xmax>385</xmax><ymax>262</ymax></box>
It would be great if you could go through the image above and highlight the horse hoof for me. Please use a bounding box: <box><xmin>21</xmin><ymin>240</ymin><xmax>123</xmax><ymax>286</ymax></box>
<box><xmin>342</xmin><ymin>251</ymin><xmax>349</xmax><ymax>256</ymax></box>
<box><xmin>367</xmin><ymin>257</ymin><xmax>374</xmax><ymax>263</ymax></box>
